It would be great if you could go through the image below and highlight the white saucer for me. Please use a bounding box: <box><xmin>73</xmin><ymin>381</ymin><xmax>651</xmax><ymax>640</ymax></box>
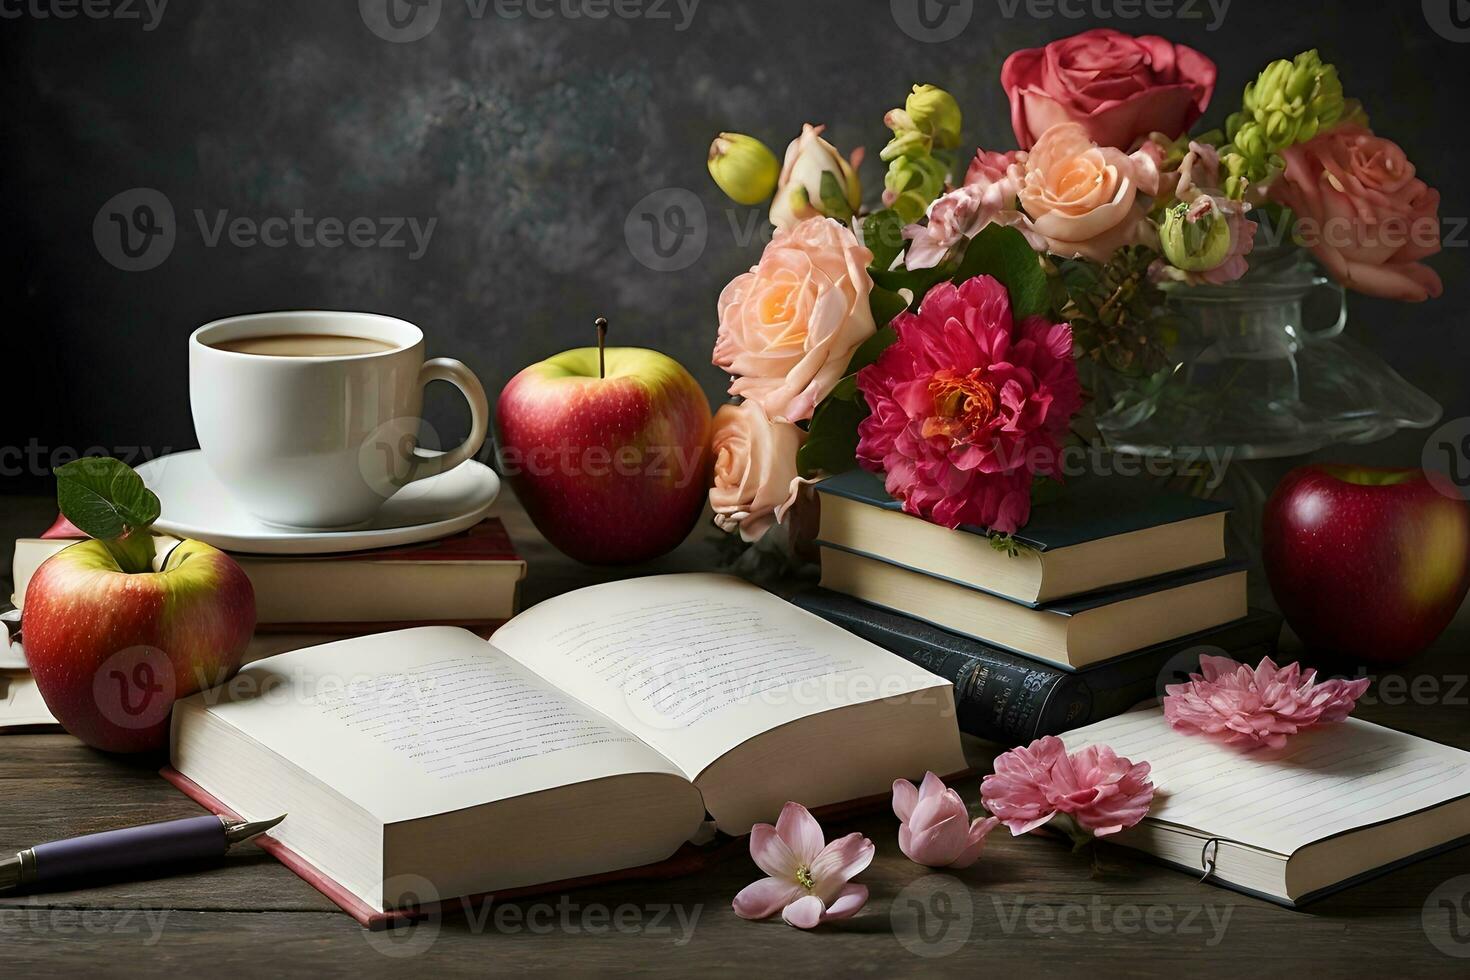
<box><xmin>135</xmin><ymin>450</ymin><xmax>501</xmax><ymax>555</ymax></box>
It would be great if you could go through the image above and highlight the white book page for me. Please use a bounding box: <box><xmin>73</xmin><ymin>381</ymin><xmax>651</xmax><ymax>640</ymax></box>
<box><xmin>489</xmin><ymin>574</ymin><xmax>950</xmax><ymax>778</ymax></box>
<box><xmin>1063</xmin><ymin>708</ymin><xmax>1470</xmax><ymax>855</ymax></box>
<box><xmin>178</xmin><ymin>627</ymin><xmax>684</xmax><ymax>824</ymax></box>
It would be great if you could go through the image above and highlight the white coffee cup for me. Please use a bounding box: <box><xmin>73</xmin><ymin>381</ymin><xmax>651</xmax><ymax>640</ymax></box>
<box><xmin>189</xmin><ymin>310</ymin><xmax>489</xmax><ymax>529</ymax></box>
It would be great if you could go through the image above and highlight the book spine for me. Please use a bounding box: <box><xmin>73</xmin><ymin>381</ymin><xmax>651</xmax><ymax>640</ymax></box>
<box><xmin>793</xmin><ymin>592</ymin><xmax>1089</xmax><ymax>745</ymax></box>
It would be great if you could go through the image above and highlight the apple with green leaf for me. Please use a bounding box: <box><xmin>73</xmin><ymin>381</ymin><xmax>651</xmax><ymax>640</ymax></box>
<box><xmin>1263</xmin><ymin>463</ymin><xmax>1470</xmax><ymax>664</ymax></box>
<box><xmin>495</xmin><ymin>319</ymin><xmax>712</xmax><ymax>565</ymax></box>
<box><xmin>23</xmin><ymin>458</ymin><xmax>255</xmax><ymax>752</ymax></box>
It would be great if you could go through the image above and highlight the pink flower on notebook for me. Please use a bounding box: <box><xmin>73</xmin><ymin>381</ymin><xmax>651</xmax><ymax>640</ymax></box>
<box><xmin>1163</xmin><ymin>655</ymin><xmax>1371</xmax><ymax>751</ymax></box>
<box><xmin>732</xmin><ymin>802</ymin><xmax>874</xmax><ymax>929</ymax></box>
<box><xmin>980</xmin><ymin>736</ymin><xmax>1154</xmax><ymax>844</ymax></box>
<box><xmin>892</xmin><ymin>772</ymin><xmax>1000</xmax><ymax>869</ymax></box>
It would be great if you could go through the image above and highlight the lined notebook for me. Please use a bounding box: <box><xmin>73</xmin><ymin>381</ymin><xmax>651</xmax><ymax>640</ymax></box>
<box><xmin>1062</xmin><ymin>708</ymin><xmax>1470</xmax><ymax>906</ymax></box>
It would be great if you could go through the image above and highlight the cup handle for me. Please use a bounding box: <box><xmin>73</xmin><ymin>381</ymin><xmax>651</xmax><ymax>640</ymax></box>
<box><xmin>403</xmin><ymin>357</ymin><xmax>490</xmax><ymax>484</ymax></box>
<box><xmin>1303</xmin><ymin>277</ymin><xmax>1348</xmax><ymax>341</ymax></box>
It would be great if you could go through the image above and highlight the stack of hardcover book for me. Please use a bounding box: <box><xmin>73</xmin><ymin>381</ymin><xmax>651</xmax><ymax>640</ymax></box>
<box><xmin>797</xmin><ymin>469</ymin><xmax>1281</xmax><ymax>746</ymax></box>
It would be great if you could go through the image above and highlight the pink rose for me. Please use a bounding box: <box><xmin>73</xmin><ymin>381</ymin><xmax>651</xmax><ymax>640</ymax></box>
<box><xmin>1269</xmin><ymin>126</ymin><xmax>1443</xmax><ymax>302</ymax></box>
<box><xmin>1002</xmin><ymin>29</ymin><xmax>1217</xmax><ymax>151</ymax></box>
<box><xmin>714</xmin><ymin>216</ymin><xmax>877</xmax><ymax>423</ymax></box>
<box><xmin>708</xmin><ymin>399</ymin><xmax>806</xmax><ymax>544</ymax></box>
<box><xmin>1017</xmin><ymin>122</ymin><xmax>1160</xmax><ymax>263</ymax></box>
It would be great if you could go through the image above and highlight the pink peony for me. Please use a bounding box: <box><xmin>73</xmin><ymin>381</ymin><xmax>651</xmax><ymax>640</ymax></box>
<box><xmin>1001</xmin><ymin>29</ymin><xmax>1217</xmax><ymax>151</ymax></box>
<box><xmin>981</xmin><ymin>736</ymin><xmax>1155</xmax><ymax>839</ymax></box>
<box><xmin>1269</xmin><ymin>126</ymin><xmax>1442</xmax><ymax>302</ymax></box>
<box><xmin>732</xmin><ymin>802</ymin><xmax>874</xmax><ymax>929</ymax></box>
<box><xmin>855</xmin><ymin>275</ymin><xmax>1083</xmax><ymax>533</ymax></box>
<box><xmin>1163</xmin><ymin>655</ymin><xmax>1371</xmax><ymax>750</ymax></box>
<box><xmin>714</xmin><ymin>216</ymin><xmax>877</xmax><ymax>423</ymax></box>
<box><xmin>892</xmin><ymin>772</ymin><xmax>1000</xmax><ymax>869</ymax></box>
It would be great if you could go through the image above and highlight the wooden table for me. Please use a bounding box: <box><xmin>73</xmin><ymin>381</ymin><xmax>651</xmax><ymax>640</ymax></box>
<box><xmin>4</xmin><ymin>490</ymin><xmax>1470</xmax><ymax>977</ymax></box>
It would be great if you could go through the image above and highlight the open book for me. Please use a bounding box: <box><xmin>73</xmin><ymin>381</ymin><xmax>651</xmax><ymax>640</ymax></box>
<box><xmin>1063</xmin><ymin>708</ymin><xmax>1470</xmax><ymax>905</ymax></box>
<box><xmin>170</xmin><ymin>574</ymin><xmax>965</xmax><ymax>914</ymax></box>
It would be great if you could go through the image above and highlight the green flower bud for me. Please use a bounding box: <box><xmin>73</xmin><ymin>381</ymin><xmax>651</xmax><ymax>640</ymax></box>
<box><xmin>707</xmin><ymin>132</ymin><xmax>780</xmax><ymax>206</ymax></box>
<box><xmin>880</xmin><ymin>129</ymin><xmax>931</xmax><ymax>163</ymax></box>
<box><xmin>1160</xmin><ymin>201</ymin><xmax>1233</xmax><ymax>273</ymax></box>
<box><xmin>884</xmin><ymin>152</ymin><xmax>949</xmax><ymax>224</ymax></box>
<box><xmin>1239</xmin><ymin>50</ymin><xmax>1347</xmax><ymax>155</ymax></box>
<box><xmin>902</xmin><ymin>84</ymin><xmax>962</xmax><ymax>150</ymax></box>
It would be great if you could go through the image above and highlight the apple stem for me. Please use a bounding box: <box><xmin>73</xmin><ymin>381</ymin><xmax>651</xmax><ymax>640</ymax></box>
<box><xmin>595</xmin><ymin>317</ymin><xmax>608</xmax><ymax>379</ymax></box>
<box><xmin>103</xmin><ymin>530</ymin><xmax>157</xmax><ymax>575</ymax></box>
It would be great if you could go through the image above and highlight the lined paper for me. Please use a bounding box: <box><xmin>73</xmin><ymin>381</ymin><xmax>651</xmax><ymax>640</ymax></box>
<box><xmin>1062</xmin><ymin>709</ymin><xmax>1470</xmax><ymax>855</ymax></box>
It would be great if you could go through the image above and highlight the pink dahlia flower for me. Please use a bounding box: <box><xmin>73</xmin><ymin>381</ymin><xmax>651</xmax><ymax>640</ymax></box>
<box><xmin>1163</xmin><ymin>655</ymin><xmax>1371</xmax><ymax>750</ymax></box>
<box><xmin>892</xmin><ymin>771</ymin><xmax>1000</xmax><ymax>869</ymax></box>
<box><xmin>732</xmin><ymin>802</ymin><xmax>873</xmax><ymax>929</ymax></box>
<box><xmin>854</xmin><ymin>275</ymin><xmax>1083</xmax><ymax>533</ymax></box>
<box><xmin>981</xmin><ymin>735</ymin><xmax>1155</xmax><ymax>839</ymax></box>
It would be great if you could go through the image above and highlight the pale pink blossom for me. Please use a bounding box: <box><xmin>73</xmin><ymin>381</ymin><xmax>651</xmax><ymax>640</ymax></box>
<box><xmin>1163</xmin><ymin>655</ymin><xmax>1371</xmax><ymax>750</ymax></box>
<box><xmin>981</xmin><ymin>736</ymin><xmax>1155</xmax><ymax>839</ymax></box>
<box><xmin>892</xmin><ymin>772</ymin><xmax>1000</xmax><ymax>869</ymax></box>
<box><xmin>732</xmin><ymin>802</ymin><xmax>874</xmax><ymax>929</ymax></box>
<box><xmin>902</xmin><ymin>179</ymin><xmax>1040</xmax><ymax>270</ymax></box>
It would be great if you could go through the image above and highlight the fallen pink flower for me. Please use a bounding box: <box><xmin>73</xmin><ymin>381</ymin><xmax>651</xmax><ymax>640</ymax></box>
<box><xmin>893</xmin><ymin>771</ymin><xmax>999</xmax><ymax>869</ymax></box>
<box><xmin>732</xmin><ymin>802</ymin><xmax>874</xmax><ymax>929</ymax></box>
<box><xmin>1163</xmin><ymin>655</ymin><xmax>1371</xmax><ymax>750</ymax></box>
<box><xmin>981</xmin><ymin>736</ymin><xmax>1154</xmax><ymax>840</ymax></box>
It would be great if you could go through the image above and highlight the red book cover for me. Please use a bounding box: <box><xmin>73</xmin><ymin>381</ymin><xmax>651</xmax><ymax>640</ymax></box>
<box><xmin>160</xmin><ymin>765</ymin><xmax>974</xmax><ymax>931</ymax></box>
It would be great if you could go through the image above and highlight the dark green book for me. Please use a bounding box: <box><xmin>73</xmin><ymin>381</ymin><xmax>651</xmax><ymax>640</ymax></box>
<box><xmin>815</xmin><ymin>468</ymin><xmax>1230</xmax><ymax>606</ymax></box>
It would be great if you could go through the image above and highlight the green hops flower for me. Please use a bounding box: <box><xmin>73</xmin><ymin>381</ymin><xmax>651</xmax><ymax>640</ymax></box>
<box><xmin>707</xmin><ymin>132</ymin><xmax>780</xmax><ymax>206</ymax></box>
<box><xmin>1237</xmin><ymin>50</ymin><xmax>1346</xmax><ymax>155</ymax></box>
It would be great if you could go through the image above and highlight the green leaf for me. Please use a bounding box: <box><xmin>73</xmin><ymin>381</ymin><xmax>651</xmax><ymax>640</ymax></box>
<box><xmin>848</xmin><ymin>323</ymin><xmax>898</xmax><ymax>376</ymax></box>
<box><xmin>818</xmin><ymin>171</ymin><xmax>854</xmax><ymax>222</ymax></box>
<box><xmin>868</xmin><ymin>287</ymin><xmax>908</xmax><ymax>332</ymax></box>
<box><xmin>862</xmin><ymin>208</ymin><xmax>906</xmax><ymax>276</ymax></box>
<box><xmin>55</xmin><ymin>457</ymin><xmax>161</xmax><ymax>541</ymax></box>
<box><xmin>952</xmin><ymin>225</ymin><xmax>1049</xmax><ymax>317</ymax></box>
<box><xmin>797</xmin><ymin>395</ymin><xmax>868</xmax><ymax>478</ymax></box>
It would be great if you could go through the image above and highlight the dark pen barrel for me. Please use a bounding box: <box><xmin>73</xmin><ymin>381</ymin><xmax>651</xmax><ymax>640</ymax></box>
<box><xmin>30</xmin><ymin>815</ymin><xmax>227</xmax><ymax>883</ymax></box>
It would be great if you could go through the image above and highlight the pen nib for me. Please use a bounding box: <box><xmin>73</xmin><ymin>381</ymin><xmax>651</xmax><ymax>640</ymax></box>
<box><xmin>223</xmin><ymin>814</ymin><xmax>286</xmax><ymax>846</ymax></box>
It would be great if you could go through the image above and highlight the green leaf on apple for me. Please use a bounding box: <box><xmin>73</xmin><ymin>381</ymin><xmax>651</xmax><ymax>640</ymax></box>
<box><xmin>952</xmin><ymin>224</ymin><xmax>1049</xmax><ymax>317</ymax></box>
<box><xmin>798</xmin><ymin>393</ymin><xmax>868</xmax><ymax>478</ymax></box>
<box><xmin>55</xmin><ymin>458</ymin><xmax>161</xmax><ymax>573</ymax></box>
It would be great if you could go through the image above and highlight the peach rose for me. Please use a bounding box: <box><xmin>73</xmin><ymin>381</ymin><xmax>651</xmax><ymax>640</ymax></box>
<box><xmin>1269</xmin><ymin>126</ymin><xmax>1442</xmax><ymax>302</ymax></box>
<box><xmin>1017</xmin><ymin>123</ymin><xmax>1160</xmax><ymax>263</ymax></box>
<box><xmin>1002</xmin><ymin>29</ymin><xmax>1217</xmax><ymax>151</ymax></box>
<box><xmin>714</xmin><ymin>216</ymin><xmax>877</xmax><ymax>423</ymax></box>
<box><xmin>709</xmin><ymin>399</ymin><xmax>806</xmax><ymax>543</ymax></box>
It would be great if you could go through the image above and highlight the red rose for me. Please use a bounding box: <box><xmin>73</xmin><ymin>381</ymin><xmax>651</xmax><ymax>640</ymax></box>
<box><xmin>1001</xmin><ymin>29</ymin><xmax>1216</xmax><ymax>151</ymax></box>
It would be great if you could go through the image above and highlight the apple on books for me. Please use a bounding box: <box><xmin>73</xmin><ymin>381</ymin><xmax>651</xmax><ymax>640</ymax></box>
<box><xmin>1263</xmin><ymin>463</ymin><xmax>1470</xmax><ymax>664</ymax></box>
<box><xmin>22</xmin><ymin>458</ymin><xmax>255</xmax><ymax>752</ymax></box>
<box><xmin>495</xmin><ymin>319</ymin><xmax>713</xmax><ymax>565</ymax></box>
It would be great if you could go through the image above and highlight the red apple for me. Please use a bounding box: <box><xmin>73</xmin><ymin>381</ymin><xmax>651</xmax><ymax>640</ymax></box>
<box><xmin>24</xmin><ymin>537</ymin><xmax>256</xmax><ymax>752</ymax></box>
<box><xmin>495</xmin><ymin>346</ymin><xmax>712</xmax><ymax>565</ymax></box>
<box><xmin>1263</xmin><ymin>464</ymin><xmax>1470</xmax><ymax>664</ymax></box>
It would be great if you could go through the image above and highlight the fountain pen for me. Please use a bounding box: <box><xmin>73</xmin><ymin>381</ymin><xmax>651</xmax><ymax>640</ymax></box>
<box><xmin>0</xmin><ymin>813</ymin><xmax>286</xmax><ymax>892</ymax></box>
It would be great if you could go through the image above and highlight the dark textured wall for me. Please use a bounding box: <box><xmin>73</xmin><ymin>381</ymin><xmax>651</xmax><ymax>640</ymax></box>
<box><xmin>3</xmin><ymin>0</ymin><xmax>1466</xmax><ymax>492</ymax></box>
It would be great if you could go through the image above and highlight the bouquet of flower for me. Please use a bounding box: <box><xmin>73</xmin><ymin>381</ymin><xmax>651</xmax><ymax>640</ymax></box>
<box><xmin>703</xmin><ymin>28</ymin><xmax>1442</xmax><ymax>545</ymax></box>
